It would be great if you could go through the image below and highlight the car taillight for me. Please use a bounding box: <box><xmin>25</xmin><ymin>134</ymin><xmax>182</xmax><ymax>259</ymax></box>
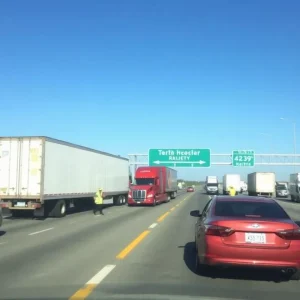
<box><xmin>204</xmin><ymin>225</ymin><xmax>234</xmax><ymax>237</ymax></box>
<box><xmin>276</xmin><ymin>229</ymin><xmax>300</xmax><ymax>240</ymax></box>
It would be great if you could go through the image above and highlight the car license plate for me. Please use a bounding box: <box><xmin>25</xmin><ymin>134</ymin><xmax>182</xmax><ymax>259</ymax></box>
<box><xmin>245</xmin><ymin>233</ymin><xmax>266</xmax><ymax>244</ymax></box>
<box><xmin>16</xmin><ymin>202</ymin><xmax>26</xmax><ymax>207</ymax></box>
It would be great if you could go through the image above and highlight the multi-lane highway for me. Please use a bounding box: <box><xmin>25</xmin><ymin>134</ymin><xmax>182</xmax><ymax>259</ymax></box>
<box><xmin>0</xmin><ymin>188</ymin><xmax>300</xmax><ymax>300</ymax></box>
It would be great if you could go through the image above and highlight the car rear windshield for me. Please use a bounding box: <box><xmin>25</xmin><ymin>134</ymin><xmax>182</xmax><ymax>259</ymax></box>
<box><xmin>214</xmin><ymin>200</ymin><xmax>290</xmax><ymax>219</ymax></box>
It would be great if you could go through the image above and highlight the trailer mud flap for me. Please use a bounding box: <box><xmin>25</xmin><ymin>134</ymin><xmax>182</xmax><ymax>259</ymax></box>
<box><xmin>33</xmin><ymin>206</ymin><xmax>45</xmax><ymax>218</ymax></box>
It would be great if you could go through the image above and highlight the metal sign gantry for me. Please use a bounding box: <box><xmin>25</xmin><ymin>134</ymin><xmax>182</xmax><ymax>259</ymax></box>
<box><xmin>128</xmin><ymin>153</ymin><xmax>300</xmax><ymax>174</ymax></box>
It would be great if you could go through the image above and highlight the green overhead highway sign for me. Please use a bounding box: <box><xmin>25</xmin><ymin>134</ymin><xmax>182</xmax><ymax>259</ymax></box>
<box><xmin>148</xmin><ymin>148</ymin><xmax>211</xmax><ymax>168</ymax></box>
<box><xmin>232</xmin><ymin>150</ymin><xmax>255</xmax><ymax>167</ymax></box>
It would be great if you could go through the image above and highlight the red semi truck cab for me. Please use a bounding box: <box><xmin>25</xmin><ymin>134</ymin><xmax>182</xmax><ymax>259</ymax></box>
<box><xmin>128</xmin><ymin>166</ymin><xmax>178</xmax><ymax>206</ymax></box>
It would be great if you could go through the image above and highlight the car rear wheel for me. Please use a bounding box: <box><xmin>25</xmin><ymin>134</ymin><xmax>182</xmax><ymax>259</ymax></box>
<box><xmin>195</xmin><ymin>252</ymin><xmax>213</xmax><ymax>276</ymax></box>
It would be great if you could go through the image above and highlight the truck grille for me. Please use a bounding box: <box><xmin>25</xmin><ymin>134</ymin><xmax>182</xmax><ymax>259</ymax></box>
<box><xmin>132</xmin><ymin>190</ymin><xmax>146</xmax><ymax>201</ymax></box>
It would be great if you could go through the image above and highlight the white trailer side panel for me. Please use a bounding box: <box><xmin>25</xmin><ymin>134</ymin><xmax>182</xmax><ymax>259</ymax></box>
<box><xmin>0</xmin><ymin>138</ymin><xmax>42</xmax><ymax>198</ymax></box>
<box><xmin>223</xmin><ymin>174</ymin><xmax>240</xmax><ymax>191</ymax></box>
<box><xmin>248</xmin><ymin>172</ymin><xmax>275</xmax><ymax>194</ymax></box>
<box><xmin>255</xmin><ymin>173</ymin><xmax>275</xmax><ymax>193</ymax></box>
<box><xmin>43</xmin><ymin>140</ymin><xmax>128</xmax><ymax>198</ymax></box>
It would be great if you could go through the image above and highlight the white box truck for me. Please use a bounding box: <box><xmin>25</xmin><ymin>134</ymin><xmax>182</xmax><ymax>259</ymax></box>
<box><xmin>247</xmin><ymin>172</ymin><xmax>275</xmax><ymax>197</ymax></box>
<box><xmin>223</xmin><ymin>174</ymin><xmax>240</xmax><ymax>195</ymax></box>
<box><xmin>0</xmin><ymin>137</ymin><xmax>129</xmax><ymax>217</ymax></box>
<box><xmin>205</xmin><ymin>176</ymin><xmax>219</xmax><ymax>195</ymax></box>
<box><xmin>289</xmin><ymin>173</ymin><xmax>300</xmax><ymax>202</ymax></box>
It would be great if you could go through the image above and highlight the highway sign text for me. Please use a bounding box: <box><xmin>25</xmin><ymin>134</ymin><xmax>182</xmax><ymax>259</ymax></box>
<box><xmin>232</xmin><ymin>150</ymin><xmax>255</xmax><ymax>167</ymax></box>
<box><xmin>148</xmin><ymin>148</ymin><xmax>211</xmax><ymax>168</ymax></box>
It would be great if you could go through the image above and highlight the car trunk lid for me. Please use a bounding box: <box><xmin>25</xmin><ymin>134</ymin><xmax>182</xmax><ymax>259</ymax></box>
<box><xmin>212</xmin><ymin>218</ymin><xmax>296</xmax><ymax>249</ymax></box>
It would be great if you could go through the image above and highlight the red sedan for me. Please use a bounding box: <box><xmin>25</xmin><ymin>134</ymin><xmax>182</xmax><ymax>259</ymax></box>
<box><xmin>187</xmin><ymin>186</ymin><xmax>195</xmax><ymax>192</ymax></box>
<box><xmin>195</xmin><ymin>195</ymin><xmax>300</xmax><ymax>280</ymax></box>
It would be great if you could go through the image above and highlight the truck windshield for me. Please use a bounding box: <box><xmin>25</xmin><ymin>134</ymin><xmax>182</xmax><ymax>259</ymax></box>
<box><xmin>276</xmin><ymin>185</ymin><xmax>286</xmax><ymax>190</ymax></box>
<box><xmin>207</xmin><ymin>183</ymin><xmax>218</xmax><ymax>186</ymax></box>
<box><xmin>135</xmin><ymin>178</ymin><xmax>155</xmax><ymax>185</ymax></box>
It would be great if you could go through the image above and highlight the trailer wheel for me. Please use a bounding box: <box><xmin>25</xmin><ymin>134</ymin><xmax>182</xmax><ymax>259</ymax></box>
<box><xmin>122</xmin><ymin>195</ymin><xmax>127</xmax><ymax>205</ymax></box>
<box><xmin>53</xmin><ymin>199</ymin><xmax>66</xmax><ymax>218</ymax></box>
<box><xmin>114</xmin><ymin>195</ymin><xmax>124</xmax><ymax>206</ymax></box>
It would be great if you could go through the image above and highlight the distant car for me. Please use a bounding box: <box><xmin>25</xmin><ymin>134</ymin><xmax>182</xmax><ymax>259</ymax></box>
<box><xmin>187</xmin><ymin>186</ymin><xmax>194</xmax><ymax>192</ymax></box>
<box><xmin>194</xmin><ymin>195</ymin><xmax>300</xmax><ymax>280</ymax></box>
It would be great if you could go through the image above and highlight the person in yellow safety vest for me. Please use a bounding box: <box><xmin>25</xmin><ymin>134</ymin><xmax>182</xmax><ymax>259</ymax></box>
<box><xmin>93</xmin><ymin>188</ymin><xmax>104</xmax><ymax>215</ymax></box>
<box><xmin>228</xmin><ymin>186</ymin><xmax>236</xmax><ymax>196</ymax></box>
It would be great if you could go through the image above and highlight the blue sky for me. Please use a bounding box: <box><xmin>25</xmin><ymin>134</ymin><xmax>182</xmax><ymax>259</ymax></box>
<box><xmin>1</xmin><ymin>0</ymin><xmax>299</xmax><ymax>181</ymax></box>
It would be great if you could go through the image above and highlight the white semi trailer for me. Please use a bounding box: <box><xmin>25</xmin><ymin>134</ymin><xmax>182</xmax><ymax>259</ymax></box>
<box><xmin>223</xmin><ymin>174</ymin><xmax>240</xmax><ymax>195</ymax></box>
<box><xmin>0</xmin><ymin>137</ymin><xmax>129</xmax><ymax>218</ymax></box>
<box><xmin>247</xmin><ymin>172</ymin><xmax>275</xmax><ymax>197</ymax></box>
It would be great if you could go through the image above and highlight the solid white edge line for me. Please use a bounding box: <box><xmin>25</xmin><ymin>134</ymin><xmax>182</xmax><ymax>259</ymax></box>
<box><xmin>28</xmin><ymin>227</ymin><xmax>54</xmax><ymax>236</ymax></box>
<box><xmin>87</xmin><ymin>264</ymin><xmax>116</xmax><ymax>285</ymax></box>
<box><xmin>148</xmin><ymin>223</ymin><xmax>158</xmax><ymax>229</ymax></box>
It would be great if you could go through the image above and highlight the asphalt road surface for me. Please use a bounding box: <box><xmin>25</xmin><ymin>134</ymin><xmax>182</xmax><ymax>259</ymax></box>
<box><xmin>0</xmin><ymin>188</ymin><xmax>300</xmax><ymax>300</ymax></box>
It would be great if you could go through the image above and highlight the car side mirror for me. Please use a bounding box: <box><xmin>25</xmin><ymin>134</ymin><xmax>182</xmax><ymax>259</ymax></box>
<box><xmin>190</xmin><ymin>210</ymin><xmax>201</xmax><ymax>217</ymax></box>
